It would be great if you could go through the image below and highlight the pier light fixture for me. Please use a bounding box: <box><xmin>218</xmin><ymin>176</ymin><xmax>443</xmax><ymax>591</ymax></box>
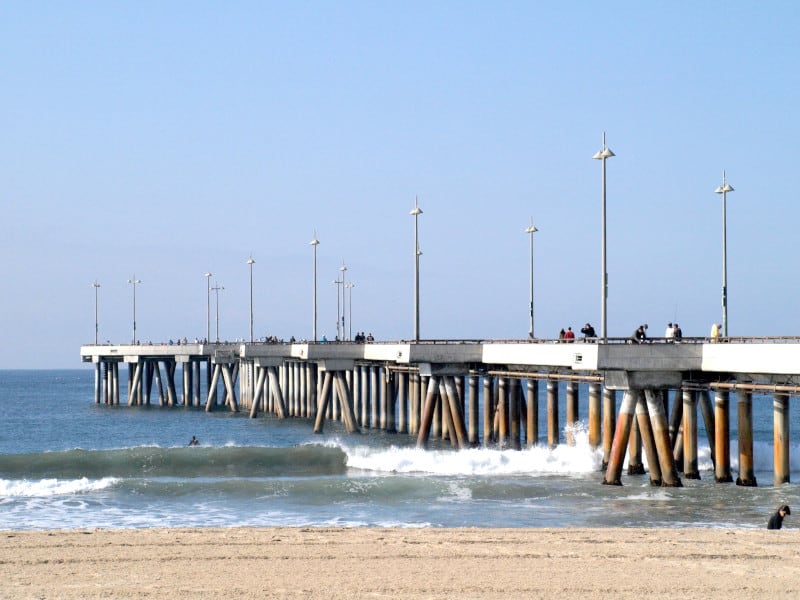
<box><xmin>592</xmin><ymin>133</ymin><xmax>615</xmax><ymax>342</ymax></box>
<box><xmin>204</xmin><ymin>272</ymin><xmax>212</xmax><ymax>343</ymax></box>
<box><xmin>211</xmin><ymin>283</ymin><xmax>224</xmax><ymax>343</ymax></box>
<box><xmin>339</xmin><ymin>261</ymin><xmax>348</xmax><ymax>340</ymax></box>
<box><xmin>247</xmin><ymin>256</ymin><xmax>256</xmax><ymax>343</ymax></box>
<box><xmin>410</xmin><ymin>195</ymin><xmax>423</xmax><ymax>341</ymax></box>
<box><xmin>524</xmin><ymin>218</ymin><xmax>539</xmax><ymax>338</ymax></box>
<box><xmin>310</xmin><ymin>232</ymin><xmax>320</xmax><ymax>341</ymax></box>
<box><xmin>715</xmin><ymin>171</ymin><xmax>734</xmax><ymax>337</ymax></box>
<box><xmin>127</xmin><ymin>275</ymin><xmax>142</xmax><ymax>344</ymax></box>
<box><xmin>345</xmin><ymin>281</ymin><xmax>355</xmax><ymax>341</ymax></box>
<box><xmin>333</xmin><ymin>275</ymin><xmax>344</xmax><ymax>340</ymax></box>
<box><xmin>92</xmin><ymin>281</ymin><xmax>101</xmax><ymax>345</ymax></box>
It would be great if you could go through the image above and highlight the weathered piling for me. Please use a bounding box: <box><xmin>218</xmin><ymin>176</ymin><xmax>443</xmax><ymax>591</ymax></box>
<box><xmin>682</xmin><ymin>389</ymin><xmax>700</xmax><ymax>479</ymax></box>
<box><xmin>635</xmin><ymin>393</ymin><xmax>662</xmax><ymax>485</ymax></box>
<box><xmin>644</xmin><ymin>389</ymin><xmax>682</xmax><ymax>487</ymax></box>
<box><xmin>588</xmin><ymin>383</ymin><xmax>601</xmax><ymax>449</ymax></box>
<box><xmin>736</xmin><ymin>390</ymin><xmax>757</xmax><ymax>486</ymax></box>
<box><xmin>526</xmin><ymin>378</ymin><xmax>538</xmax><ymax>448</ymax></box>
<box><xmin>468</xmin><ymin>375</ymin><xmax>479</xmax><ymax>445</ymax></box>
<box><xmin>774</xmin><ymin>393</ymin><xmax>790</xmax><ymax>485</ymax></box>
<box><xmin>547</xmin><ymin>381</ymin><xmax>559</xmax><ymax>449</ymax></box>
<box><xmin>627</xmin><ymin>418</ymin><xmax>645</xmax><ymax>475</ymax></box>
<box><xmin>509</xmin><ymin>378</ymin><xmax>521</xmax><ymax>450</ymax></box>
<box><xmin>565</xmin><ymin>381</ymin><xmax>578</xmax><ymax>446</ymax></box>
<box><xmin>602</xmin><ymin>387</ymin><xmax>616</xmax><ymax>469</ymax></box>
<box><xmin>497</xmin><ymin>377</ymin><xmax>508</xmax><ymax>448</ymax></box>
<box><xmin>483</xmin><ymin>376</ymin><xmax>494</xmax><ymax>446</ymax></box>
<box><xmin>699</xmin><ymin>390</ymin><xmax>716</xmax><ymax>468</ymax></box>
<box><xmin>714</xmin><ymin>390</ymin><xmax>733</xmax><ymax>483</ymax></box>
<box><xmin>603</xmin><ymin>390</ymin><xmax>637</xmax><ymax>486</ymax></box>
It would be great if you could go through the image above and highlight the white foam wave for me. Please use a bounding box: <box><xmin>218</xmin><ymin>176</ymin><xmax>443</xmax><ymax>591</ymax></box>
<box><xmin>0</xmin><ymin>477</ymin><xmax>118</xmax><ymax>498</ymax></box>
<box><xmin>342</xmin><ymin>429</ymin><xmax>603</xmax><ymax>476</ymax></box>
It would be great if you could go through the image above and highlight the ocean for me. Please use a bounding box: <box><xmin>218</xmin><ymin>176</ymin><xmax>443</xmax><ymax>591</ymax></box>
<box><xmin>0</xmin><ymin>369</ymin><xmax>797</xmax><ymax>530</ymax></box>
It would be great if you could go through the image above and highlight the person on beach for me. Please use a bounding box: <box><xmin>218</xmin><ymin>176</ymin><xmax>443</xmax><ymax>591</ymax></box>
<box><xmin>768</xmin><ymin>505</ymin><xmax>791</xmax><ymax>529</ymax></box>
<box><xmin>189</xmin><ymin>436</ymin><xmax>199</xmax><ymax>446</ymax></box>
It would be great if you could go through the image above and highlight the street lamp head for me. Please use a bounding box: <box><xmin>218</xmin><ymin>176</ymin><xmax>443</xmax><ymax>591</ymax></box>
<box><xmin>204</xmin><ymin>272</ymin><xmax>212</xmax><ymax>278</ymax></box>
<box><xmin>310</xmin><ymin>231</ymin><xmax>320</xmax><ymax>246</ymax></box>
<box><xmin>592</xmin><ymin>147</ymin><xmax>615</xmax><ymax>160</ymax></box>
<box><xmin>715</xmin><ymin>183</ymin><xmax>734</xmax><ymax>194</ymax></box>
<box><xmin>339</xmin><ymin>261</ymin><xmax>347</xmax><ymax>273</ymax></box>
<box><xmin>247</xmin><ymin>256</ymin><xmax>256</xmax><ymax>265</ymax></box>
<box><xmin>410</xmin><ymin>195</ymin><xmax>423</xmax><ymax>216</ymax></box>
<box><xmin>93</xmin><ymin>281</ymin><xmax>101</xmax><ymax>289</ymax></box>
<box><xmin>128</xmin><ymin>277</ymin><xmax>141</xmax><ymax>285</ymax></box>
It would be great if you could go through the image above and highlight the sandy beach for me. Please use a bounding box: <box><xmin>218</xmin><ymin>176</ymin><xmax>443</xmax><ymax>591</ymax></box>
<box><xmin>1</xmin><ymin>527</ymin><xmax>798</xmax><ymax>599</ymax></box>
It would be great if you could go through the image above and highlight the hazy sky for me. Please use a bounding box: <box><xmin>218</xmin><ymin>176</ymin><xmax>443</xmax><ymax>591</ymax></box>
<box><xmin>2</xmin><ymin>2</ymin><xmax>799</xmax><ymax>368</ymax></box>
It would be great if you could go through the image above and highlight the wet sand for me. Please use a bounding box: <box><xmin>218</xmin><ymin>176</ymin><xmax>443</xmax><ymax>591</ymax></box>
<box><xmin>1</xmin><ymin>527</ymin><xmax>798</xmax><ymax>599</ymax></box>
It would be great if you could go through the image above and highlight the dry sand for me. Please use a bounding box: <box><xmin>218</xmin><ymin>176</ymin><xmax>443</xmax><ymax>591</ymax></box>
<box><xmin>1</xmin><ymin>527</ymin><xmax>798</xmax><ymax>599</ymax></box>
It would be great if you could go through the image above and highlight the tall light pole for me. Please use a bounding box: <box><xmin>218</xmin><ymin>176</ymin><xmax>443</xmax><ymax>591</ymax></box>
<box><xmin>127</xmin><ymin>275</ymin><xmax>142</xmax><ymax>344</ymax></box>
<box><xmin>310</xmin><ymin>232</ymin><xmax>320</xmax><ymax>341</ymax></box>
<box><xmin>92</xmin><ymin>281</ymin><xmax>101</xmax><ymax>344</ymax></box>
<box><xmin>715</xmin><ymin>171</ymin><xmax>734</xmax><ymax>337</ymax></box>
<box><xmin>212</xmin><ymin>283</ymin><xmax>224</xmax><ymax>343</ymax></box>
<box><xmin>346</xmin><ymin>281</ymin><xmax>354</xmax><ymax>341</ymax></box>
<box><xmin>592</xmin><ymin>133</ymin><xmax>615</xmax><ymax>342</ymax></box>
<box><xmin>204</xmin><ymin>272</ymin><xmax>212</xmax><ymax>342</ymax></box>
<box><xmin>524</xmin><ymin>218</ymin><xmax>539</xmax><ymax>338</ymax></box>
<box><xmin>339</xmin><ymin>261</ymin><xmax>347</xmax><ymax>340</ymax></box>
<box><xmin>410</xmin><ymin>195</ymin><xmax>423</xmax><ymax>341</ymax></box>
<box><xmin>247</xmin><ymin>256</ymin><xmax>256</xmax><ymax>343</ymax></box>
<box><xmin>333</xmin><ymin>275</ymin><xmax>343</xmax><ymax>340</ymax></box>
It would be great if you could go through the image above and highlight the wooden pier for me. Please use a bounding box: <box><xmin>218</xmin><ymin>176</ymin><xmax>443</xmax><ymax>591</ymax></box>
<box><xmin>81</xmin><ymin>337</ymin><xmax>800</xmax><ymax>486</ymax></box>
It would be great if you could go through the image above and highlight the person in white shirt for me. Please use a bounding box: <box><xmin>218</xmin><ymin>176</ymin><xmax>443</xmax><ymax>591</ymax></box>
<box><xmin>665</xmin><ymin>322</ymin><xmax>674</xmax><ymax>341</ymax></box>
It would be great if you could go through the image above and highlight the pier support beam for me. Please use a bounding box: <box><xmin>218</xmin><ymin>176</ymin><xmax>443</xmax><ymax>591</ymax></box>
<box><xmin>603</xmin><ymin>390</ymin><xmax>637</xmax><ymax>486</ymax></box>
<box><xmin>699</xmin><ymin>390</ymin><xmax>716</xmax><ymax>469</ymax></box>
<box><xmin>627</xmin><ymin>419</ymin><xmax>645</xmax><ymax>475</ymax></box>
<box><xmin>565</xmin><ymin>382</ymin><xmax>578</xmax><ymax>446</ymax></box>
<box><xmin>468</xmin><ymin>375</ymin><xmax>479</xmax><ymax>446</ymax></box>
<box><xmin>588</xmin><ymin>383</ymin><xmax>601</xmax><ymax>449</ymax></box>
<box><xmin>682</xmin><ymin>389</ymin><xmax>700</xmax><ymax>480</ymax></box>
<box><xmin>509</xmin><ymin>378</ymin><xmax>521</xmax><ymax>450</ymax></box>
<box><xmin>644</xmin><ymin>389</ymin><xmax>682</xmax><ymax>487</ymax></box>
<box><xmin>774</xmin><ymin>393</ymin><xmax>790</xmax><ymax>486</ymax></box>
<box><xmin>546</xmin><ymin>381</ymin><xmax>559</xmax><ymax>449</ymax></box>
<box><xmin>483</xmin><ymin>376</ymin><xmax>493</xmax><ymax>446</ymax></box>
<box><xmin>736</xmin><ymin>390</ymin><xmax>757</xmax><ymax>487</ymax></box>
<box><xmin>526</xmin><ymin>378</ymin><xmax>538</xmax><ymax>448</ymax></box>
<box><xmin>602</xmin><ymin>387</ymin><xmax>616</xmax><ymax>470</ymax></box>
<box><xmin>635</xmin><ymin>393</ymin><xmax>661</xmax><ymax>485</ymax></box>
<box><xmin>714</xmin><ymin>390</ymin><xmax>733</xmax><ymax>483</ymax></box>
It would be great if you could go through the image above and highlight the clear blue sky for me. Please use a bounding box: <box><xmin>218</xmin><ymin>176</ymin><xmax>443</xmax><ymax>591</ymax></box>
<box><xmin>2</xmin><ymin>2</ymin><xmax>798</xmax><ymax>368</ymax></box>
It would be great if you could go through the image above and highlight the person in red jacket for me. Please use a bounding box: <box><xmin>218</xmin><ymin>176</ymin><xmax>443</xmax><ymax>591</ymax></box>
<box><xmin>563</xmin><ymin>327</ymin><xmax>575</xmax><ymax>342</ymax></box>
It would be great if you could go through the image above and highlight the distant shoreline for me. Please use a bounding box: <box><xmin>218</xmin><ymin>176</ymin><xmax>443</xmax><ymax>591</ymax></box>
<box><xmin>1</xmin><ymin>526</ymin><xmax>798</xmax><ymax>599</ymax></box>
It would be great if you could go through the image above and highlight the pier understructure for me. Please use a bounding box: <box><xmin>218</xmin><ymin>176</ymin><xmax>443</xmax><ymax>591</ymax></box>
<box><xmin>81</xmin><ymin>338</ymin><xmax>800</xmax><ymax>487</ymax></box>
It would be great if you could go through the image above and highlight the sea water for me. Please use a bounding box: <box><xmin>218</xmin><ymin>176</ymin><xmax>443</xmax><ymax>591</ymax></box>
<box><xmin>0</xmin><ymin>369</ymin><xmax>797</xmax><ymax>530</ymax></box>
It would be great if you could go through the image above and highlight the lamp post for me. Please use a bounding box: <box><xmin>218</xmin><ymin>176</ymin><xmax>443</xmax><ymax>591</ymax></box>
<box><xmin>345</xmin><ymin>281</ymin><xmax>354</xmax><ymax>341</ymax></box>
<box><xmin>247</xmin><ymin>256</ymin><xmax>256</xmax><ymax>343</ymax></box>
<box><xmin>410</xmin><ymin>195</ymin><xmax>423</xmax><ymax>341</ymax></box>
<box><xmin>204</xmin><ymin>272</ymin><xmax>212</xmax><ymax>342</ymax></box>
<box><xmin>212</xmin><ymin>283</ymin><xmax>224</xmax><ymax>343</ymax></box>
<box><xmin>592</xmin><ymin>133</ymin><xmax>615</xmax><ymax>342</ymax></box>
<box><xmin>524</xmin><ymin>218</ymin><xmax>539</xmax><ymax>338</ymax></box>
<box><xmin>127</xmin><ymin>275</ymin><xmax>141</xmax><ymax>344</ymax></box>
<box><xmin>333</xmin><ymin>275</ymin><xmax>343</xmax><ymax>340</ymax></box>
<box><xmin>310</xmin><ymin>232</ymin><xmax>320</xmax><ymax>341</ymax></box>
<box><xmin>715</xmin><ymin>171</ymin><xmax>734</xmax><ymax>337</ymax></box>
<box><xmin>339</xmin><ymin>261</ymin><xmax>347</xmax><ymax>340</ymax></box>
<box><xmin>92</xmin><ymin>281</ymin><xmax>101</xmax><ymax>344</ymax></box>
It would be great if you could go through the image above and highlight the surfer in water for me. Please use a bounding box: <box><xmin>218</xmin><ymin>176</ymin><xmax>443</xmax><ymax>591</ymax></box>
<box><xmin>189</xmin><ymin>435</ymin><xmax>199</xmax><ymax>446</ymax></box>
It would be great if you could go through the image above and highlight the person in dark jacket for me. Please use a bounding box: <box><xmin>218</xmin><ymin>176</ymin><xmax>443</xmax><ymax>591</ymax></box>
<box><xmin>768</xmin><ymin>505</ymin><xmax>791</xmax><ymax>529</ymax></box>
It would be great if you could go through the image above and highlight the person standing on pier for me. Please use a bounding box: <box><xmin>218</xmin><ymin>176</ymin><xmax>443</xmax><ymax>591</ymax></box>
<box><xmin>710</xmin><ymin>323</ymin><xmax>722</xmax><ymax>342</ymax></box>
<box><xmin>665</xmin><ymin>323</ymin><xmax>674</xmax><ymax>341</ymax></box>
<box><xmin>673</xmin><ymin>323</ymin><xmax>683</xmax><ymax>342</ymax></box>
<box><xmin>631</xmin><ymin>324</ymin><xmax>648</xmax><ymax>344</ymax></box>
<box><xmin>768</xmin><ymin>505</ymin><xmax>791</xmax><ymax>529</ymax></box>
<box><xmin>564</xmin><ymin>327</ymin><xmax>575</xmax><ymax>342</ymax></box>
<box><xmin>580</xmin><ymin>323</ymin><xmax>596</xmax><ymax>340</ymax></box>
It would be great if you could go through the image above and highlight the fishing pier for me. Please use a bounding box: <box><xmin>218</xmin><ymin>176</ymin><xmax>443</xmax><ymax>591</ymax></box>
<box><xmin>80</xmin><ymin>337</ymin><xmax>800</xmax><ymax>487</ymax></box>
